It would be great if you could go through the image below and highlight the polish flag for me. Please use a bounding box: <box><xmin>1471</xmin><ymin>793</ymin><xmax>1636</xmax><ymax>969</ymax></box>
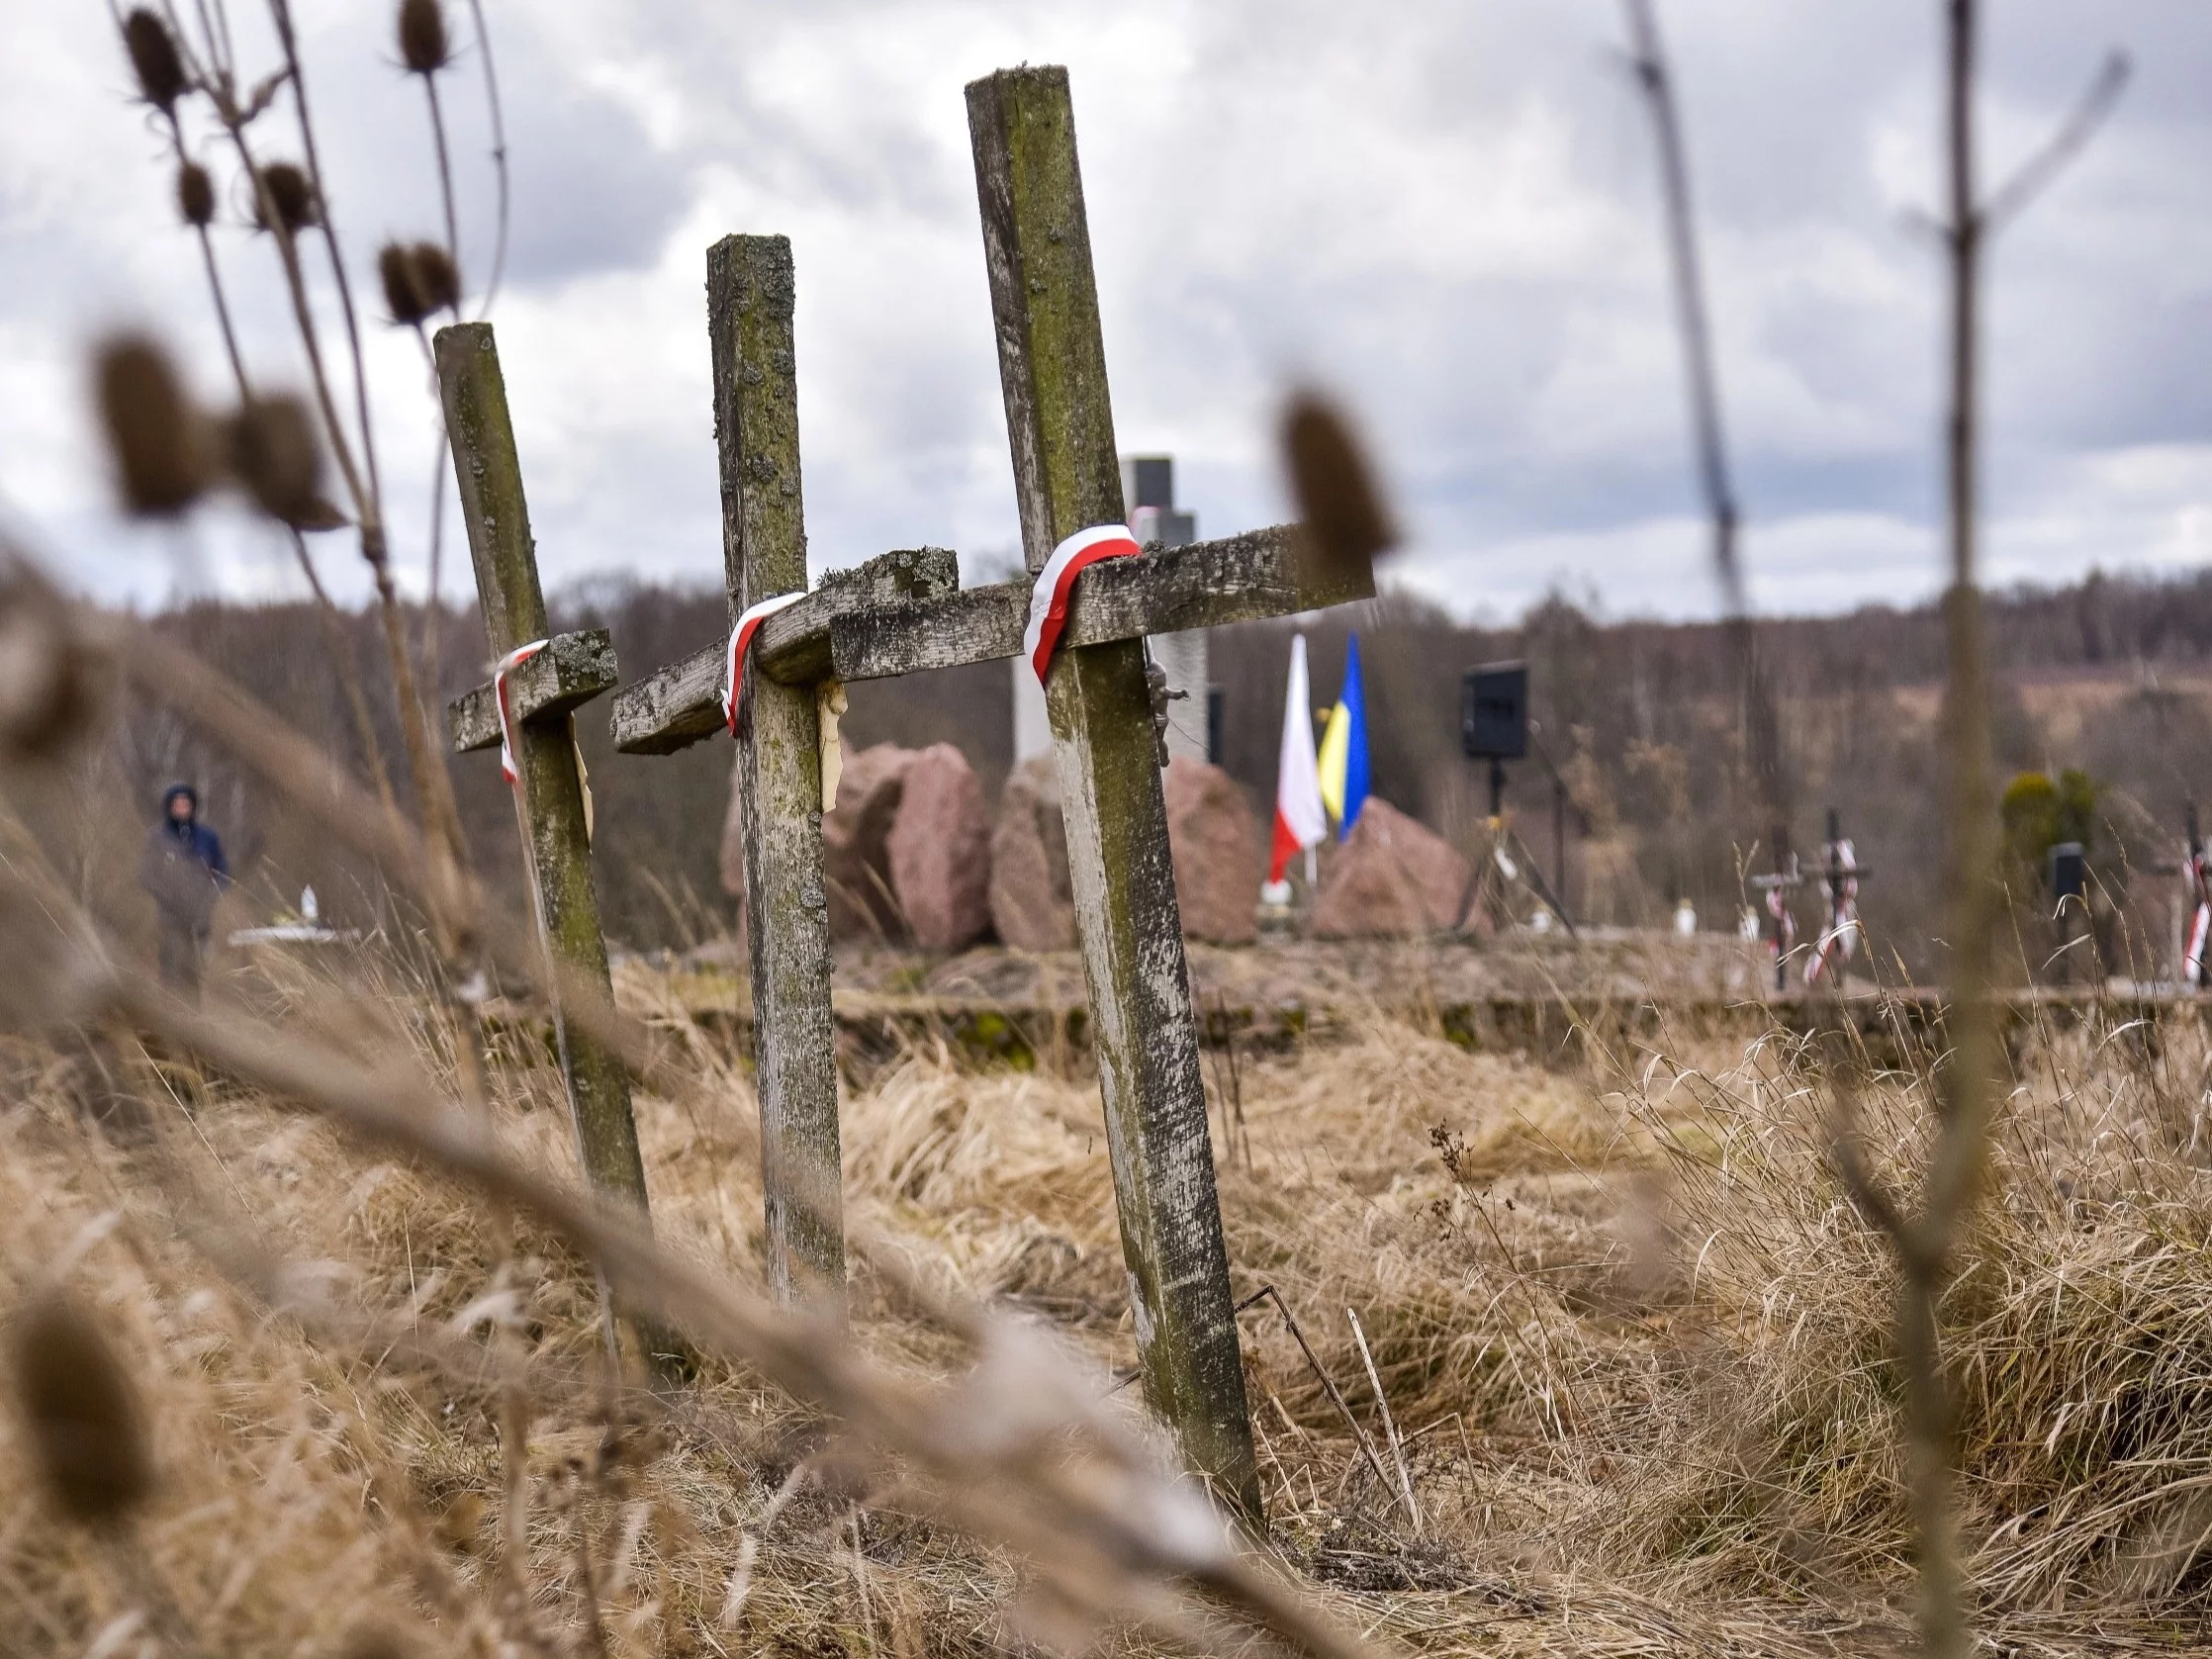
<box><xmin>1267</xmin><ymin>634</ymin><xmax>1328</xmax><ymax>887</ymax></box>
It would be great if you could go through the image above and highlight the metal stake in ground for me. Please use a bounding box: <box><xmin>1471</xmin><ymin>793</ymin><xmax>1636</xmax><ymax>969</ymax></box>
<box><xmin>434</xmin><ymin>321</ymin><xmax>651</xmax><ymax>1223</ymax></box>
<box><xmin>968</xmin><ymin>63</ymin><xmax>1260</xmax><ymax>1521</ymax></box>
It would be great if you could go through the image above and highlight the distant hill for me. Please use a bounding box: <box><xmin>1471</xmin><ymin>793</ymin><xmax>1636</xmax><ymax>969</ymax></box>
<box><xmin>66</xmin><ymin>565</ymin><xmax>2212</xmax><ymax>977</ymax></box>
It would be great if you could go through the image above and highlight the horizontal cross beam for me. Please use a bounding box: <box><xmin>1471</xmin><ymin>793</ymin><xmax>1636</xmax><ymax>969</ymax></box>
<box><xmin>608</xmin><ymin>547</ymin><xmax>959</xmax><ymax>755</ymax></box>
<box><xmin>608</xmin><ymin>523</ymin><xmax>1370</xmax><ymax>755</ymax></box>
<box><xmin>828</xmin><ymin>523</ymin><xmax>1368</xmax><ymax>682</ymax></box>
<box><xmin>447</xmin><ymin>627</ymin><xmax>619</xmax><ymax>753</ymax></box>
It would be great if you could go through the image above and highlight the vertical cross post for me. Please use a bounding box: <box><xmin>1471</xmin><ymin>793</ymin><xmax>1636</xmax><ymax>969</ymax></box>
<box><xmin>710</xmin><ymin>234</ymin><xmax>845</xmax><ymax>1313</ymax></box>
<box><xmin>434</xmin><ymin>322</ymin><xmax>652</xmax><ymax>1220</ymax></box>
<box><xmin>968</xmin><ymin>66</ymin><xmax>1260</xmax><ymax>1522</ymax></box>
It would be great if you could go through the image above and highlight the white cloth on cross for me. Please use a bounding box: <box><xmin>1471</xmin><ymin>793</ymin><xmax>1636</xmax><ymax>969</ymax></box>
<box><xmin>1023</xmin><ymin>524</ymin><xmax>1143</xmax><ymax>683</ymax></box>
<box><xmin>493</xmin><ymin>638</ymin><xmax>550</xmax><ymax>785</ymax></box>
<box><xmin>722</xmin><ymin>591</ymin><xmax>808</xmax><ymax>733</ymax></box>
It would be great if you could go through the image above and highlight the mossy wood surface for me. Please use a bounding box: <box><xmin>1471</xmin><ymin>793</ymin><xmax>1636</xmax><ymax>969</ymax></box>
<box><xmin>608</xmin><ymin>547</ymin><xmax>959</xmax><ymax>756</ymax></box>
<box><xmin>447</xmin><ymin>627</ymin><xmax>617</xmax><ymax>753</ymax></box>
<box><xmin>432</xmin><ymin>322</ymin><xmax>651</xmax><ymax>1220</ymax></box>
<box><xmin>829</xmin><ymin>522</ymin><xmax>1374</xmax><ymax>682</ymax></box>
<box><xmin>707</xmin><ymin>235</ymin><xmax>845</xmax><ymax>1313</ymax></box>
<box><xmin>968</xmin><ymin>64</ymin><xmax>1261</xmax><ymax>1523</ymax></box>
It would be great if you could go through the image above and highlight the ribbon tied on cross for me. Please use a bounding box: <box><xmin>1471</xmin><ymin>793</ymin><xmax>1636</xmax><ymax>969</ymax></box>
<box><xmin>493</xmin><ymin>638</ymin><xmax>549</xmax><ymax>786</ymax></box>
<box><xmin>1024</xmin><ymin>524</ymin><xmax>1143</xmax><ymax>683</ymax></box>
<box><xmin>721</xmin><ymin>591</ymin><xmax>808</xmax><ymax>733</ymax></box>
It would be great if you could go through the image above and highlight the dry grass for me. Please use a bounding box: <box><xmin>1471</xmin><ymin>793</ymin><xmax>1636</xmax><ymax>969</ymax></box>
<box><xmin>5</xmin><ymin>944</ymin><xmax>2210</xmax><ymax>1656</ymax></box>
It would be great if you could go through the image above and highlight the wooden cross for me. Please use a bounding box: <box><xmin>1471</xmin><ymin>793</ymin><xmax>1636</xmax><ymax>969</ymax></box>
<box><xmin>605</xmin><ymin>235</ymin><xmax>968</xmax><ymax>1319</ymax></box>
<box><xmin>608</xmin><ymin>69</ymin><xmax>1370</xmax><ymax>1522</ymax></box>
<box><xmin>435</xmin><ymin>322</ymin><xmax>653</xmax><ymax>1228</ymax></box>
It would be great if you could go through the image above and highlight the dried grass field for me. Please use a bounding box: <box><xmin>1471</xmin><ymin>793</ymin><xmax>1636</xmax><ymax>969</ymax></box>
<box><xmin>6</xmin><ymin>943</ymin><xmax>2211</xmax><ymax>1658</ymax></box>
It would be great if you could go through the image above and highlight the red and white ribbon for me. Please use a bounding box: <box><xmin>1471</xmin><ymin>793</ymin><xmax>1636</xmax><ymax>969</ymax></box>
<box><xmin>1024</xmin><ymin>524</ymin><xmax>1143</xmax><ymax>684</ymax></box>
<box><xmin>493</xmin><ymin>638</ymin><xmax>549</xmax><ymax>785</ymax></box>
<box><xmin>722</xmin><ymin>591</ymin><xmax>808</xmax><ymax>733</ymax></box>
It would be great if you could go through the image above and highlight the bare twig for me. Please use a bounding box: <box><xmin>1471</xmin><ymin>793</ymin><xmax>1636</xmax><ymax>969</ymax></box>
<box><xmin>1983</xmin><ymin>51</ymin><xmax>2131</xmax><ymax>232</ymax></box>
<box><xmin>1345</xmin><ymin>1308</ymin><xmax>1422</xmax><ymax>1535</ymax></box>
<box><xmin>462</xmin><ymin>0</ymin><xmax>510</xmax><ymax>316</ymax></box>
<box><xmin>266</xmin><ymin>0</ymin><xmax>382</xmax><ymax>513</ymax></box>
<box><xmin>1234</xmin><ymin>1287</ymin><xmax>1397</xmax><ymax>1503</ymax></box>
<box><xmin>420</xmin><ymin>73</ymin><xmax>464</xmax><ymax>300</ymax></box>
<box><xmin>1823</xmin><ymin>10</ymin><xmax>2116</xmax><ymax>1655</ymax></box>
<box><xmin>1619</xmin><ymin>0</ymin><xmax>1792</xmax><ymax>838</ymax></box>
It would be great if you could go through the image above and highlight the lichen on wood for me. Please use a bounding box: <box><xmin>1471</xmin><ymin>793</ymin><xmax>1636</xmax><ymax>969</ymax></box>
<box><xmin>431</xmin><ymin>322</ymin><xmax>652</xmax><ymax>1224</ymax></box>
<box><xmin>967</xmin><ymin>64</ymin><xmax>1262</xmax><ymax>1524</ymax></box>
<box><xmin>706</xmin><ymin>235</ymin><xmax>845</xmax><ymax>1314</ymax></box>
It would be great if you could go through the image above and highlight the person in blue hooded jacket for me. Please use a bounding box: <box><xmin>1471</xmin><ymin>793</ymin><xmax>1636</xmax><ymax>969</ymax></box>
<box><xmin>138</xmin><ymin>783</ymin><xmax>229</xmax><ymax>993</ymax></box>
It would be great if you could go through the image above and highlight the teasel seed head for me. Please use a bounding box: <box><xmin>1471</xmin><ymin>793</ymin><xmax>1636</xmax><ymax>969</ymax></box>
<box><xmin>0</xmin><ymin>560</ymin><xmax>114</xmax><ymax>767</ymax></box>
<box><xmin>223</xmin><ymin>394</ymin><xmax>329</xmax><ymax>527</ymax></box>
<box><xmin>1282</xmin><ymin>389</ymin><xmax>1398</xmax><ymax>584</ymax></box>
<box><xmin>176</xmin><ymin>161</ymin><xmax>215</xmax><ymax>228</ymax></box>
<box><xmin>252</xmin><ymin>163</ymin><xmax>320</xmax><ymax>234</ymax></box>
<box><xmin>379</xmin><ymin>241</ymin><xmax>459</xmax><ymax>324</ymax></box>
<box><xmin>338</xmin><ymin>1621</ymin><xmax>415</xmax><ymax>1659</ymax></box>
<box><xmin>377</xmin><ymin>243</ymin><xmax>425</xmax><ymax>323</ymax></box>
<box><xmin>122</xmin><ymin>10</ymin><xmax>188</xmax><ymax>114</ymax></box>
<box><xmin>409</xmin><ymin>242</ymin><xmax>461</xmax><ymax>314</ymax></box>
<box><xmin>94</xmin><ymin>335</ymin><xmax>212</xmax><ymax>517</ymax></box>
<box><xmin>10</xmin><ymin>1292</ymin><xmax>153</xmax><ymax>1527</ymax></box>
<box><xmin>397</xmin><ymin>0</ymin><xmax>450</xmax><ymax>75</ymax></box>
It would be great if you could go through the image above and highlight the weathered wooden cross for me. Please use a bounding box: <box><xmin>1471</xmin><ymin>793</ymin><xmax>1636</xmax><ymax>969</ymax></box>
<box><xmin>607</xmin><ymin>67</ymin><xmax>1373</xmax><ymax>1520</ymax></box>
<box><xmin>435</xmin><ymin>323</ymin><xmax>655</xmax><ymax>1232</ymax></box>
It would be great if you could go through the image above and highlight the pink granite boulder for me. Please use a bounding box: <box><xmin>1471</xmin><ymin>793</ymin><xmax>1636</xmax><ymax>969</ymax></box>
<box><xmin>1162</xmin><ymin>756</ymin><xmax>1260</xmax><ymax>945</ymax></box>
<box><xmin>1311</xmin><ymin>798</ymin><xmax>1474</xmax><ymax>938</ymax></box>
<box><xmin>988</xmin><ymin>755</ymin><xmax>1076</xmax><ymax>952</ymax></box>
<box><xmin>822</xmin><ymin>744</ymin><xmax>919</xmax><ymax>942</ymax></box>
<box><xmin>885</xmin><ymin>743</ymin><xmax>991</xmax><ymax>953</ymax></box>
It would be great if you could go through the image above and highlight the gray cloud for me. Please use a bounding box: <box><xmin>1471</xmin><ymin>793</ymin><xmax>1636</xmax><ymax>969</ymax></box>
<box><xmin>2</xmin><ymin>0</ymin><xmax>2207</xmax><ymax>625</ymax></box>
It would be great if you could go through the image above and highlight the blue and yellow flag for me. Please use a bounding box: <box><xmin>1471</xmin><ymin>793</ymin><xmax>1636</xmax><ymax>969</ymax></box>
<box><xmin>1316</xmin><ymin>633</ymin><xmax>1370</xmax><ymax>841</ymax></box>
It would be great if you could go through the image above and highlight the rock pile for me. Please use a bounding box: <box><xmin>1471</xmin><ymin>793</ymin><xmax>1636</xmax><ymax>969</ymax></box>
<box><xmin>988</xmin><ymin>756</ymin><xmax>1075</xmax><ymax>952</ymax></box>
<box><xmin>722</xmin><ymin>741</ymin><xmax>992</xmax><ymax>954</ymax></box>
<box><xmin>1161</xmin><ymin>757</ymin><xmax>1261</xmax><ymax>945</ymax></box>
<box><xmin>724</xmin><ymin>744</ymin><xmax>1470</xmax><ymax>951</ymax></box>
<box><xmin>1312</xmin><ymin>798</ymin><xmax>1474</xmax><ymax>938</ymax></box>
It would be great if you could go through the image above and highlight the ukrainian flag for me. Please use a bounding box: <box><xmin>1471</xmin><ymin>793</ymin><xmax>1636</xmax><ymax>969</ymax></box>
<box><xmin>1316</xmin><ymin>633</ymin><xmax>1370</xmax><ymax>841</ymax></box>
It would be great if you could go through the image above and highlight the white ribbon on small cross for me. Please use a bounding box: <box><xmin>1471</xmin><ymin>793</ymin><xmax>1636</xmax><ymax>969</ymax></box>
<box><xmin>1024</xmin><ymin>524</ymin><xmax>1144</xmax><ymax>683</ymax></box>
<box><xmin>493</xmin><ymin>638</ymin><xmax>550</xmax><ymax>785</ymax></box>
<box><xmin>722</xmin><ymin>591</ymin><xmax>808</xmax><ymax>734</ymax></box>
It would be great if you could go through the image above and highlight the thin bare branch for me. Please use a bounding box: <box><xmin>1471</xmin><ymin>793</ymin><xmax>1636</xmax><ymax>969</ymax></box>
<box><xmin>1983</xmin><ymin>51</ymin><xmax>2131</xmax><ymax>233</ymax></box>
<box><xmin>1619</xmin><ymin>0</ymin><xmax>1792</xmax><ymax>834</ymax></box>
<box><xmin>463</xmin><ymin>0</ymin><xmax>511</xmax><ymax>316</ymax></box>
<box><xmin>265</xmin><ymin>0</ymin><xmax>383</xmax><ymax>517</ymax></box>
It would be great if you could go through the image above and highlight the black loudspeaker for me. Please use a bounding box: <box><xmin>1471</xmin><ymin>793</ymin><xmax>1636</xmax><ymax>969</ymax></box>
<box><xmin>1461</xmin><ymin>661</ymin><xmax>1528</xmax><ymax>760</ymax></box>
<box><xmin>2050</xmin><ymin>841</ymin><xmax>2086</xmax><ymax>901</ymax></box>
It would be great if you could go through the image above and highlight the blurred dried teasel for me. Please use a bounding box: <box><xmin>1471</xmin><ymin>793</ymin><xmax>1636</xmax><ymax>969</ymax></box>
<box><xmin>122</xmin><ymin>9</ymin><xmax>188</xmax><ymax>114</ymax></box>
<box><xmin>176</xmin><ymin>161</ymin><xmax>215</xmax><ymax>228</ymax></box>
<box><xmin>9</xmin><ymin>1291</ymin><xmax>153</xmax><ymax>1527</ymax></box>
<box><xmin>398</xmin><ymin>0</ymin><xmax>452</xmax><ymax>75</ymax></box>
<box><xmin>0</xmin><ymin>559</ymin><xmax>113</xmax><ymax>766</ymax></box>
<box><xmin>224</xmin><ymin>394</ymin><xmax>344</xmax><ymax>529</ymax></box>
<box><xmin>251</xmin><ymin>162</ymin><xmax>320</xmax><ymax>234</ymax></box>
<box><xmin>94</xmin><ymin>335</ymin><xmax>213</xmax><ymax>516</ymax></box>
<box><xmin>1281</xmin><ymin>389</ymin><xmax>1398</xmax><ymax>587</ymax></box>
<box><xmin>378</xmin><ymin>240</ymin><xmax>460</xmax><ymax>325</ymax></box>
<box><xmin>336</xmin><ymin>1619</ymin><xmax>418</xmax><ymax>1659</ymax></box>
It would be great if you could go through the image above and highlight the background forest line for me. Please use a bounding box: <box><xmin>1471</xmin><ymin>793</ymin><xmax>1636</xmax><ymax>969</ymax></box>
<box><xmin>69</xmin><ymin>562</ymin><xmax>2212</xmax><ymax>976</ymax></box>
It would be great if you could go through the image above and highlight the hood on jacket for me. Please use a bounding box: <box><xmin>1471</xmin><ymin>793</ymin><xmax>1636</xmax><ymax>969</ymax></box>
<box><xmin>161</xmin><ymin>783</ymin><xmax>198</xmax><ymax>821</ymax></box>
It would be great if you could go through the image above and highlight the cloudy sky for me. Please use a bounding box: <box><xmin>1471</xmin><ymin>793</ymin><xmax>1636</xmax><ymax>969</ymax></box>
<box><xmin>2</xmin><ymin>0</ymin><xmax>2208</xmax><ymax>623</ymax></box>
